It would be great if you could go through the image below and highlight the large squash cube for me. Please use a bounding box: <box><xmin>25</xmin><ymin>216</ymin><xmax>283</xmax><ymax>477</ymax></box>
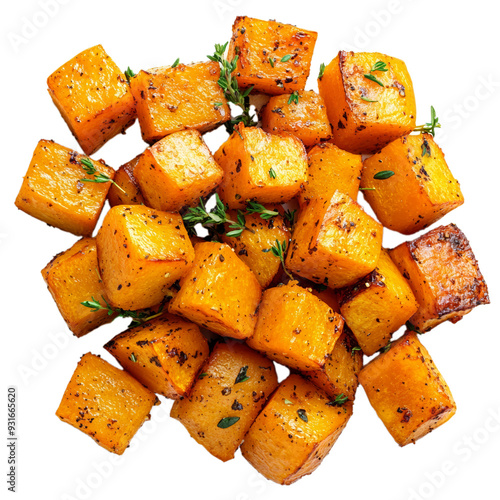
<box><xmin>134</xmin><ymin>130</ymin><xmax>223</xmax><ymax>212</ymax></box>
<box><xmin>241</xmin><ymin>374</ymin><xmax>352</xmax><ymax>485</ymax></box>
<box><xmin>318</xmin><ymin>51</ymin><xmax>416</xmax><ymax>154</ymax></box>
<box><xmin>42</xmin><ymin>238</ymin><xmax>114</xmax><ymax>337</ymax></box>
<box><xmin>359</xmin><ymin>332</ymin><xmax>456</xmax><ymax>446</ymax></box>
<box><xmin>15</xmin><ymin>140</ymin><xmax>114</xmax><ymax>236</ymax></box>
<box><xmin>247</xmin><ymin>281</ymin><xmax>344</xmax><ymax>371</ymax></box>
<box><xmin>171</xmin><ymin>341</ymin><xmax>278</xmax><ymax>462</ymax></box>
<box><xmin>338</xmin><ymin>249</ymin><xmax>419</xmax><ymax>356</ymax></box>
<box><xmin>104</xmin><ymin>314</ymin><xmax>209</xmax><ymax>399</ymax></box>
<box><xmin>56</xmin><ymin>353</ymin><xmax>157</xmax><ymax>454</ymax></box>
<box><xmin>261</xmin><ymin>90</ymin><xmax>332</xmax><ymax>146</ymax></box>
<box><xmin>215</xmin><ymin>124</ymin><xmax>307</xmax><ymax>209</ymax></box>
<box><xmin>47</xmin><ymin>45</ymin><xmax>136</xmax><ymax>155</ymax></box>
<box><xmin>361</xmin><ymin>134</ymin><xmax>464</xmax><ymax>234</ymax></box>
<box><xmin>130</xmin><ymin>62</ymin><xmax>230</xmax><ymax>144</ymax></box>
<box><xmin>286</xmin><ymin>191</ymin><xmax>383</xmax><ymax>288</ymax></box>
<box><xmin>227</xmin><ymin>16</ymin><xmax>318</xmax><ymax>95</ymax></box>
<box><xmin>107</xmin><ymin>155</ymin><xmax>146</xmax><ymax>207</ymax></box>
<box><xmin>96</xmin><ymin>205</ymin><xmax>194</xmax><ymax>310</ymax></box>
<box><xmin>389</xmin><ymin>224</ymin><xmax>489</xmax><ymax>332</ymax></box>
<box><xmin>169</xmin><ymin>242</ymin><xmax>261</xmax><ymax>339</ymax></box>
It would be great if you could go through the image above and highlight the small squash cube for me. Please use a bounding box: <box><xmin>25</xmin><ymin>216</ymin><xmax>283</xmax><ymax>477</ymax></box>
<box><xmin>228</xmin><ymin>17</ymin><xmax>318</xmax><ymax>95</ymax></box>
<box><xmin>134</xmin><ymin>130</ymin><xmax>223</xmax><ymax>212</ymax></box>
<box><xmin>15</xmin><ymin>140</ymin><xmax>114</xmax><ymax>236</ymax></box>
<box><xmin>389</xmin><ymin>224</ymin><xmax>489</xmax><ymax>332</ymax></box>
<box><xmin>130</xmin><ymin>62</ymin><xmax>230</xmax><ymax>144</ymax></box>
<box><xmin>104</xmin><ymin>314</ymin><xmax>209</xmax><ymax>399</ymax></box>
<box><xmin>47</xmin><ymin>45</ymin><xmax>136</xmax><ymax>155</ymax></box>
<box><xmin>361</xmin><ymin>134</ymin><xmax>464</xmax><ymax>234</ymax></box>
<box><xmin>318</xmin><ymin>51</ymin><xmax>416</xmax><ymax>154</ymax></box>
<box><xmin>56</xmin><ymin>353</ymin><xmax>158</xmax><ymax>454</ymax></box>
<box><xmin>261</xmin><ymin>90</ymin><xmax>332</xmax><ymax>146</ymax></box>
<box><xmin>241</xmin><ymin>374</ymin><xmax>353</xmax><ymax>485</ymax></box>
<box><xmin>247</xmin><ymin>281</ymin><xmax>344</xmax><ymax>371</ymax></box>
<box><xmin>299</xmin><ymin>143</ymin><xmax>363</xmax><ymax>206</ymax></box>
<box><xmin>215</xmin><ymin>124</ymin><xmax>308</xmax><ymax>209</ymax></box>
<box><xmin>96</xmin><ymin>205</ymin><xmax>194</xmax><ymax>310</ymax></box>
<box><xmin>42</xmin><ymin>238</ymin><xmax>114</xmax><ymax>337</ymax></box>
<box><xmin>286</xmin><ymin>191</ymin><xmax>383</xmax><ymax>288</ymax></box>
<box><xmin>169</xmin><ymin>242</ymin><xmax>261</xmax><ymax>339</ymax></box>
<box><xmin>338</xmin><ymin>249</ymin><xmax>419</xmax><ymax>356</ymax></box>
<box><xmin>107</xmin><ymin>155</ymin><xmax>146</xmax><ymax>207</ymax></box>
<box><xmin>359</xmin><ymin>331</ymin><xmax>456</xmax><ymax>446</ymax></box>
<box><xmin>171</xmin><ymin>341</ymin><xmax>278</xmax><ymax>462</ymax></box>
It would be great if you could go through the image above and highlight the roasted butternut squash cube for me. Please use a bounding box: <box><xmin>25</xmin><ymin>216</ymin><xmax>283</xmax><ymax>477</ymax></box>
<box><xmin>299</xmin><ymin>143</ymin><xmax>363</xmax><ymax>206</ymax></box>
<box><xmin>286</xmin><ymin>191</ymin><xmax>383</xmax><ymax>288</ymax></box>
<box><xmin>15</xmin><ymin>140</ymin><xmax>114</xmax><ymax>236</ymax></box>
<box><xmin>359</xmin><ymin>332</ymin><xmax>456</xmax><ymax>446</ymax></box>
<box><xmin>104</xmin><ymin>314</ymin><xmax>209</xmax><ymax>399</ymax></box>
<box><xmin>42</xmin><ymin>238</ymin><xmax>114</xmax><ymax>337</ymax></box>
<box><xmin>241</xmin><ymin>374</ymin><xmax>353</xmax><ymax>485</ymax></box>
<box><xmin>47</xmin><ymin>45</ymin><xmax>136</xmax><ymax>155</ymax></box>
<box><xmin>171</xmin><ymin>341</ymin><xmax>278</xmax><ymax>462</ymax></box>
<box><xmin>96</xmin><ymin>205</ymin><xmax>194</xmax><ymax>311</ymax></box>
<box><xmin>215</xmin><ymin>124</ymin><xmax>307</xmax><ymax>209</ymax></box>
<box><xmin>361</xmin><ymin>134</ymin><xmax>464</xmax><ymax>234</ymax></box>
<box><xmin>261</xmin><ymin>91</ymin><xmax>332</xmax><ymax>146</ymax></box>
<box><xmin>228</xmin><ymin>17</ymin><xmax>317</xmax><ymax>95</ymax></box>
<box><xmin>221</xmin><ymin>208</ymin><xmax>290</xmax><ymax>288</ymax></box>
<box><xmin>389</xmin><ymin>224</ymin><xmax>489</xmax><ymax>332</ymax></box>
<box><xmin>130</xmin><ymin>62</ymin><xmax>230</xmax><ymax>144</ymax></box>
<box><xmin>308</xmin><ymin>283</ymin><xmax>341</xmax><ymax>313</ymax></box>
<box><xmin>338</xmin><ymin>249</ymin><xmax>419</xmax><ymax>356</ymax></box>
<box><xmin>134</xmin><ymin>130</ymin><xmax>223</xmax><ymax>212</ymax></box>
<box><xmin>247</xmin><ymin>281</ymin><xmax>344</xmax><ymax>371</ymax></box>
<box><xmin>107</xmin><ymin>155</ymin><xmax>146</xmax><ymax>207</ymax></box>
<box><xmin>56</xmin><ymin>353</ymin><xmax>157</xmax><ymax>454</ymax></box>
<box><xmin>169</xmin><ymin>242</ymin><xmax>261</xmax><ymax>339</ymax></box>
<box><xmin>318</xmin><ymin>51</ymin><xmax>416</xmax><ymax>154</ymax></box>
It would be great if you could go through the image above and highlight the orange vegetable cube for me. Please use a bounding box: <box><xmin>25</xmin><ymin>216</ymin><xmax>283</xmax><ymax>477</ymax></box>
<box><xmin>318</xmin><ymin>51</ymin><xmax>416</xmax><ymax>154</ymax></box>
<box><xmin>15</xmin><ymin>140</ymin><xmax>114</xmax><ymax>236</ymax></box>
<box><xmin>389</xmin><ymin>224</ymin><xmax>489</xmax><ymax>332</ymax></box>
<box><xmin>96</xmin><ymin>205</ymin><xmax>194</xmax><ymax>311</ymax></box>
<box><xmin>107</xmin><ymin>155</ymin><xmax>146</xmax><ymax>207</ymax></box>
<box><xmin>359</xmin><ymin>332</ymin><xmax>456</xmax><ymax>446</ymax></box>
<box><xmin>56</xmin><ymin>353</ymin><xmax>158</xmax><ymax>454</ymax></box>
<box><xmin>361</xmin><ymin>134</ymin><xmax>464</xmax><ymax>234</ymax></box>
<box><xmin>47</xmin><ymin>45</ymin><xmax>136</xmax><ymax>155</ymax></box>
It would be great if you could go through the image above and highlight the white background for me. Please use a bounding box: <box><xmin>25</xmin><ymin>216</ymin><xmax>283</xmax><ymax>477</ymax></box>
<box><xmin>2</xmin><ymin>1</ymin><xmax>499</xmax><ymax>499</ymax></box>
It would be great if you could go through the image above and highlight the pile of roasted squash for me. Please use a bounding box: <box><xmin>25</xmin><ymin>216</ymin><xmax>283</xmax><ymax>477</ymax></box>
<box><xmin>16</xmin><ymin>16</ymin><xmax>489</xmax><ymax>485</ymax></box>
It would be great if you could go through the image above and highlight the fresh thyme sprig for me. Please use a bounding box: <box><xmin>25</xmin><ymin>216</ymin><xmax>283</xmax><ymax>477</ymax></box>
<box><xmin>283</xmin><ymin>209</ymin><xmax>297</xmax><ymax>227</ymax></box>
<box><xmin>267</xmin><ymin>239</ymin><xmax>293</xmax><ymax>280</ymax></box>
<box><xmin>318</xmin><ymin>63</ymin><xmax>326</xmax><ymax>80</ymax></box>
<box><xmin>363</xmin><ymin>60</ymin><xmax>388</xmax><ymax>87</ymax></box>
<box><xmin>326</xmin><ymin>393</ymin><xmax>349</xmax><ymax>407</ymax></box>
<box><xmin>414</xmin><ymin>106</ymin><xmax>441</xmax><ymax>137</ymax></box>
<box><xmin>79</xmin><ymin>158</ymin><xmax>126</xmax><ymax>194</ymax></box>
<box><xmin>245</xmin><ymin>201</ymin><xmax>279</xmax><ymax>220</ymax></box>
<box><xmin>287</xmin><ymin>91</ymin><xmax>300</xmax><ymax>105</ymax></box>
<box><xmin>124</xmin><ymin>67</ymin><xmax>136</xmax><ymax>83</ymax></box>
<box><xmin>373</xmin><ymin>170</ymin><xmax>395</xmax><ymax>180</ymax></box>
<box><xmin>172</xmin><ymin>58</ymin><xmax>180</xmax><ymax>68</ymax></box>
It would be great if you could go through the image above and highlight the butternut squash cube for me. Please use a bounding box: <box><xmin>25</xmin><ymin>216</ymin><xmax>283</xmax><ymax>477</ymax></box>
<box><xmin>261</xmin><ymin>90</ymin><xmax>332</xmax><ymax>146</ymax></box>
<box><xmin>228</xmin><ymin>17</ymin><xmax>318</xmax><ymax>95</ymax></box>
<box><xmin>15</xmin><ymin>140</ymin><xmax>114</xmax><ymax>236</ymax></box>
<box><xmin>241</xmin><ymin>374</ymin><xmax>353</xmax><ymax>485</ymax></box>
<box><xmin>104</xmin><ymin>314</ymin><xmax>209</xmax><ymax>399</ymax></box>
<box><xmin>215</xmin><ymin>124</ymin><xmax>307</xmax><ymax>209</ymax></box>
<box><xmin>56</xmin><ymin>353</ymin><xmax>158</xmax><ymax>454</ymax></box>
<box><xmin>96</xmin><ymin>205</ymin><xmax>194</xmax><ymax>311</ymax></box>
<box><xmin>286</xmin><ymin>191</ymin><xmax>383</xmax><ymax>288</ymax></box>
<box><xmin>107</xmin><ymin>155</ymin><xmax>146</xmax><ymax>207</ymax></box>
<box><xmin>130</xmin><ymin>62</ymin><xmax>230</xmax><ymax>144</ymax></box>
<box><xmin>170</xmin><ymin>341</ymin><xmax>278</xmax><ymax>462</ymax></box>
<box><xmin>361</xmin><ymin>134</ymin><xmax>464</xmax><ymax>234</ymax></box>
<box><xmin>338</xmin><ymin>249</ymin><xmax>419</xmax><ymax>356</ymax></box>
<box><xmin>47</xmin><ymin>45</ymin><xmax>136</xmax><ymax>155</ymax></box>
<box><xmin>318</xmin><ymin>51</ymin><xmax>416</xmax><ymax>154</ymax></box>
<box><xmin>308</xmin><ymin>283</ymin><xmax>341</xmax><ymax>313</ymax></box>
<box><xmin>134</xmin><ymin>130</ymin><xmax>223</xmax><ymax>212</ymax></box>
<box><xmin>169</xmin><ymin>242</ymin><xmax>261</xmax><ymax>339</ymax></box>
<box><xmin>247</xmin><ymin>281</ymin><xmax>344</xmax><ymax>371</ymax></box>
<box><xmin>359</xmin><ymin>331</ymin><xmax>456</xmax><ymax>446</ymax></box>
<box><xmin>41</xmin><ymin>238</ymin><xmax>114</xmax><ymax>337</ymax></box>
<box><xmin>299</xmin><ymin>143</ymin><xmax>363</xmax><ymax>206</ymax></box>
<box><xmin>389</xmin><ymin>224</ymin><xmax>489</xmax><ymax>332</ymax></box>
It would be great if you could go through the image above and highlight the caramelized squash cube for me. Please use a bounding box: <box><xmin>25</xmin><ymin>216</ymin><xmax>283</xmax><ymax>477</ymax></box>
<box><xmin>107</xmin><ymin>155</ymin><xmax>146</xmax><ymax>207</ymax></box>
<box><xmin>318</xmin><ymin>51</ymin><xmax>416</xmax><ymax>154</ymax></box>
